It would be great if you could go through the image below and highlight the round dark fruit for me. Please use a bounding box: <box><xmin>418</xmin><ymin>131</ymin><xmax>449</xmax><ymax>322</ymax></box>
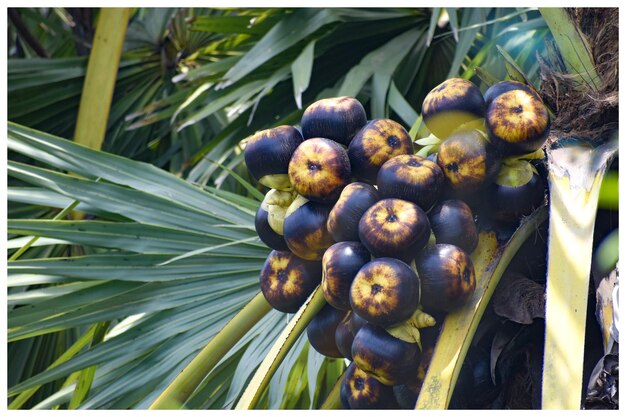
<box><xmin>349</xmin><ymin>312</ymin><xmax>368</xmax><ymax>335</ymax></box>
<box><xmin>335</xmin><ymin>312</ymin><xmax>355</xmax><ymax>359</ymax></box>
<box><xmin>244</xmin><ymin>125</ymin><xmax>303</xmax><ymax>190</ymax></box>
<box><xmin>327</xmin><ymin>182</ymin><xmax>380</xmax><ymax>242</ymax></box>
<box><xmin>348</xmin><ymin>119</ymin><xmax>414</xmax><ymax>183</ymax></box>
<box><xmin>340</xmin><ymin>377</ymin><xmax>351</xmax><ymax>409</ymax></box>
<box><xmin>350</xmin><ymin>258</ymin><xmax>420</xmax><ymax>327</ymax></box>
<box><xmin>377</xmin><ymin>154</ymin><xmax>444</xmax><ymax>212</ymax></box>
<box><xmin>415</xmin><ymin>244</ymin><xmax>476</xmax><ymax>312</ymax></box>
<box><xmin>358</xmin><ymin>198</ymin><xmax>431</xmax><ymax>263</ymax></box>
<box><xmin>422</xmin><ymin>78</ymin><xmax>485</xmax><ymax>140</ymax></box>
<box><xmin>255</xmin><ymin>202</ymin><xmax>289</xmax><ymax>251</ymax></box>
<box><xmin>393</xmin><ymin>345</ymin><xmax>435</xmax><ymax>408</ymax></box>
<box><xmin>259</xmin><ymin>250</ymin><xmax>322</xmax><ymax>313</ymax></box>
<box><xmin>341</xmin><ymin>362</ymin><xmax>400</xmax><ymax>409</ymax></box>
<box><xmin>288</xmin><ymin>138</ymin><xmax>351</xmax><ymax>203</ymax></box>
<box><xmin>436</xmin><ymin>129</ymin><xmax>501</xmax><ymax>196</ymax></box>
<box><xmin>486</xmin><ymin>88</ymin><xmax>550</xmax><ymax>155</ymax></box>
<box><xmin>483</xmin><ymin>80</ymin><xmax>540</xmax><ymax>107</ymax></box>
<box><xmin>306</xmin><ymin>303</ymin><xmax>348</xmax><ymax>358</ymax></box>
<box><xmin>488</xmin><ymin>160</ymin><xmax>546</xmax><ymax>223</ymax></box>
<box><xmin>352</xmin><ymin>323</ymin><xmax>420</xmax><ymax>386</ymax></box>
<box><xmin>322</xmin><ymin>241</ymin><xmax>371</xmax><ymax>310</ymax></box>
<box><xmin>283</xmin><ymin>196</ymin><xmax>335</xmax><ymax>260</ymax></box>
<box><xmin>301</xmin><ymin>96</ymin><xmax>367</xmax><ymax>147</ymax></box>
<box><xmin>428</xmin><ymin>199</ymin><xmax>478</xmax><ymax>253</ymax></box>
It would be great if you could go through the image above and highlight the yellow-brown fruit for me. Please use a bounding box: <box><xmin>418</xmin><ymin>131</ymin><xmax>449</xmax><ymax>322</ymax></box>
<box><xmin>349</xmin><ymin>258</ymin><xmax>420</xmax><ymax>327</ymax></box>
<box><xmin>259</xmin><ymin>250</ymin><xmax>322</xmax><ymax>313</ymax></box>
<box><xmin>485</xmin><ymin>88</ymin><xmax>550</xmax><ymax>155</ymax></box>
<box><xmin>436</xmin><ymin>129</ymin><xmax>501</xmax><ymax>197</ymax></box>
<box><xmin>422</xmin><ymin>78</ymin><xmax>485</xmax><ymax>140</ymax></box>
<box><xmin>348</xmin><ymin>119</ymin><xmax>414</xmax><ymax>183</ymax></box>
<box><xmin>288</xmin><ymin>137</ymin><xmax>351</xmax><ymax>203</ymax></box>
<box><xmin>358</xmin><ymin>198</ymin><xmax>430</xmax><ymax>263</ymax></box>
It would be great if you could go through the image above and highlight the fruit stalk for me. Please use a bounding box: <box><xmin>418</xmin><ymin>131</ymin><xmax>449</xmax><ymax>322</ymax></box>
<box><xmin>236</xmin><ymin>287</ymin><xmax>326</xmax><ymax>410</ymax></box>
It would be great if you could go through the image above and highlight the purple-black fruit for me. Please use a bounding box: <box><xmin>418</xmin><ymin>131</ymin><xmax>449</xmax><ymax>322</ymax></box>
<box><xmin>322</xmin><ymin>241</ymin><xmax>371</xmax><ymax>310</ymax></box>
<box><xmin>306</xmin><ymin>303</ymin><xmax>348</xmax><ymax>358</ymax></box>
<box><xmin>341</xmin><ymin>362</ymin><xmax>400</xmax><ymax>409</ymax></box>
<box><xmin>352</xmin><ymin>323</ymin><xmax>421</xmax><ymax>386</ymax></box>
<box><xmin>488</xmin><ymin>160</ymin><xmax>546</xmax><ymax>223</ymax></box>
<box><xmin>422</xmin><ymin>78</ymin><xmax>485</xmax><ymax>140</ymax></box>
<box><xmin>283</xmin><ymin>196</ymin><xmax>335</xmax><ymax>260</ymax></box>
<box><xmin>428</xmin><ymin>199</ymin><xmax>478</xmax><ymax>253</ymax></box>
<box><xmin>327</xmin><ymin>182</ymin><xmax>380</xmax><ymax>242</ymax></box>
<box><xmin>415</xmin><ymin>244</ymin><xmax>476</xmax><ymax>312</ymax></box>
<box><xmin>377</xmin><ymin>154</ymin><xmax>444</xmax><ymax>212</ymax></box>
<box><xmin>301</xmin><ymin>96</ymin><xmax>367</xmax><ymax>147</ymax></box>
<box><xmin>255</xmin><ymin>202</ymin><xmax>289</xmax><ymax>251</ymax></box>
<box><xmin>244</xmin><ymin>125</ymin><xmax>303</xmax><ymax>190</ymax></box>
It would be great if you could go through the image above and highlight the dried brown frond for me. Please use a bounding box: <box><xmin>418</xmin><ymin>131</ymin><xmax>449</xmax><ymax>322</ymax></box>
<box><xmin>539</xmin><ymin>8</ymin><xmax>618</xmax><ymax>142</ymax></box>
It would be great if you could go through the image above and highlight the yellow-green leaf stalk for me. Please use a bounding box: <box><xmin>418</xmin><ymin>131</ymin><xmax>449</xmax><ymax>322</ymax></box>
<box><xmin>542</xmin><ymin>138</ymin><xmax>617</xmax><ymax>409</ymax></box>
<box><xmin>73</xmin><ymin>8</ymin><xmax>131</xmax><ymax>150</ymax></box>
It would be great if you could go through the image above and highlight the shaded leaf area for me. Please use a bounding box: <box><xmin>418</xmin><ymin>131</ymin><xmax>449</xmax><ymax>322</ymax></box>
<box><xmin>6</xmin><ymin>124</ymin><xmax>339</xmax><ymax>409</ymax></box>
